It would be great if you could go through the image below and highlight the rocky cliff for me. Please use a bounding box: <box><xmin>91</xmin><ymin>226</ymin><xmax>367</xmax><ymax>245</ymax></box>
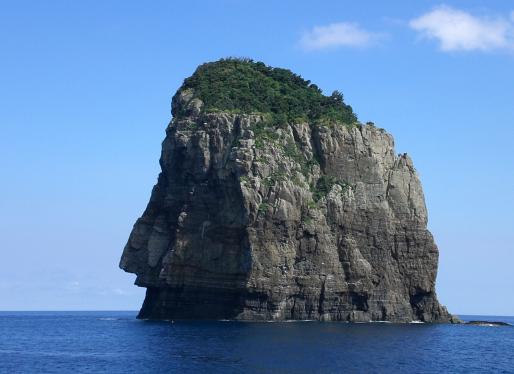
<box><xmin>120</xmin><ymin>59</ymin><xmax>455</xmax><ymax>322</ymax></box>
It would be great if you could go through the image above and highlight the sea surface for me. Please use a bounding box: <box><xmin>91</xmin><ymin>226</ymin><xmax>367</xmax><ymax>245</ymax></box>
<box><xmin>0</xmin><ymin>312</ymin><xmax>513</xmax><ymax>373</ymax></box>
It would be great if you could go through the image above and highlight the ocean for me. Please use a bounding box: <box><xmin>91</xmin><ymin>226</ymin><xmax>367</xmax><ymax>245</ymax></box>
<box><xmin>0</xmin><ymin>312</ymin><xmax>513</xmax><ymax>373</ymax></box>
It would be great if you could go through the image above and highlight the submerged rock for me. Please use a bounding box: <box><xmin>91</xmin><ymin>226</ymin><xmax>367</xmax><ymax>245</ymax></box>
<box><xmin>120</xmin><ymin>59</ymin><xmax>456</xmax><ymax>322</ymax></box>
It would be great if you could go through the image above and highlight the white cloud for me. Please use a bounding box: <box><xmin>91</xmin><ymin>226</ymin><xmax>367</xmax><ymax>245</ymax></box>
<box><xmin>410</xmin><ymin>5</ymin><xmax>514</xmax><ymax>52</ymax></box>
<box><xmin>300</xmin><ymin>22</ymin><xmax>383</xmax><ymax>51</ymax></box>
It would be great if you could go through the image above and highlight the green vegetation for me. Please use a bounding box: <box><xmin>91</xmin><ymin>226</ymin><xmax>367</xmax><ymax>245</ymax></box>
<box><xmin>258</xmin><ymin>202</ymin><xmax>271</xmax><ymax>213</ymax></box>
<box><xmin>239</xmin><ymin>175</ymin><xmax>251</xmax><ymax>185</ymax></box>
<box><xmin>182</xmin><ymin>121</ymin><xmax>198</xmax><ymax>131</ymax></box>
<box><xmin>303</xmin><ymin>216</ymin><xmax>313</xmax><ymax>225</ymax></box>
<box><xmin>311</xmin><ymin>176</ymin><xmax>352</xmax><ymax>202</ymax></box>
<box><xmin>263</xmin><ymin>170</ymin><xmax>288</xmax><ymax>187</ymax></box>
<box><xmin>174</xmin><ymin>58</ymin><xmax>357</xmax><ymax>126</ymax></box>
<box><xmin>281</xmin><ymin>137</ymin><xmax>320</xmax><ymax>178</ymax></box>
<box><xmin>253</xmin><ymin>121</ymin><xmax>281</xmax><ymax>149</ymax></box>
<box><xmin>307</xmin><ymin>200</ymin><xmax>317</xmax><ymax>210</ymax></box>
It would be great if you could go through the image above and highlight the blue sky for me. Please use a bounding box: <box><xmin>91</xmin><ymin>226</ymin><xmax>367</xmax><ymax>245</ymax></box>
<box><xmin>1</xmin><ymin>0</ymin><xmax>513</xmax><ymax>314</ymax></box>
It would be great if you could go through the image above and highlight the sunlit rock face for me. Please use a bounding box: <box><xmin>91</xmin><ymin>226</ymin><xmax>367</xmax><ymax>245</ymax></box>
<box><xmin>120</xmin><ymin>61</ymin><xmax>455</xmax><ymax>323</ymax></box>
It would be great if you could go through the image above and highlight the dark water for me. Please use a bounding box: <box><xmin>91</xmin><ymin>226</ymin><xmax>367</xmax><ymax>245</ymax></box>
<box><xmin>1</xmin><ymin>312</ymin><xmax>513</xmax><ymax>373</ymax></box>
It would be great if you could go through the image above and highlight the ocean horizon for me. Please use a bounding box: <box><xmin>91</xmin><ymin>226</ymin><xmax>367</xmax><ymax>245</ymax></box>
<box><xmin>1</xmin><ymin>310</ymin><xmax>513</xmax><ymax>320</ymax></box>
<box><xmin>1</xmin><ymin>311</ymin><xmax>513</xmax><ymax>373</ymax></box>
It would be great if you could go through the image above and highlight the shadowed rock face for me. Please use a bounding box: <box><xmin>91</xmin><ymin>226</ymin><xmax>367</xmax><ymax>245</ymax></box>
<box><xmin>120</xmin><ymin>77</ymin><xmax>455</xmax><ymax>323</ymax></box>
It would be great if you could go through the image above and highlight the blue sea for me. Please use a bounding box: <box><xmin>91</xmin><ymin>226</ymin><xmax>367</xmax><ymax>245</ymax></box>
<box><xmin>0</xmin><ymin>312</ymin><xmax>513</xmax><ymax>373</ymax></box>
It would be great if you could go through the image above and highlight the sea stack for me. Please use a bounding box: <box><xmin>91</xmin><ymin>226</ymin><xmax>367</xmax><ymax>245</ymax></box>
<box><xmin>120</xmin><ymin>58</ymin><xmax>456</xmax><ymax>322</ymax></box>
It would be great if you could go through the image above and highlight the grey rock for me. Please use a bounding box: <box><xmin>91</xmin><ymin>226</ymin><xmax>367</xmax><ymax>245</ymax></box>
<box><xmin>120</xmin><ymin>106</ymin><xmax>455</xmax><ymax>323</ymax></box>
<box><xmin>466</xmin><ymin>321</ymin><xmax>511</xmax><ymax>326</ymax></box>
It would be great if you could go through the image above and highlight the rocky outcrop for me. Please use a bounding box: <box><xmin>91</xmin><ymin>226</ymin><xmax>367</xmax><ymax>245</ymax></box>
<box><xmin>120</xmin><ymin>77</ymin><xmax>455</xmax><ymax>323</ymax></box>
<box><xmin>466</xmin><ymin>321</ymin><xmax>511</xmax><ymax>326</ymax></box>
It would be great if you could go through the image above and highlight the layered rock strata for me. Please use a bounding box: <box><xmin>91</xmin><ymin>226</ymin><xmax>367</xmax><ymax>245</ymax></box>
<box><xmin>120</xmin><ymin>76</ymin><xmax>454</xmax><ymax>323</ymax></box>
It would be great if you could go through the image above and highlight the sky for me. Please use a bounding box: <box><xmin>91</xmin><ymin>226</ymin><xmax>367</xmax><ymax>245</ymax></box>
<box><xmin>1</xmin><ymin>0</ymin><xmax>513</xmax><ymax>315</ymax></box>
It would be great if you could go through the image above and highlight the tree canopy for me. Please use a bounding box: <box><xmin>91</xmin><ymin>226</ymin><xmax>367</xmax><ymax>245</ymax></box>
<box><xmin>173</xmin><ymin>58</ymin><xmax>357</xmax><ymax>125</ymax></box>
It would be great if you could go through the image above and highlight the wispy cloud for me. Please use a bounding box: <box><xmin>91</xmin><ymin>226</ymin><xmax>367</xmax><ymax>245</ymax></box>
<box><xmin>300</xmin><ymin>22</ymin><xmax>384</xmax><ymax>51</ymax></box>
<box><xmin>410</xmin><ymin>5</ymin><xmax>514</xmax><ymax>52</ymax></box>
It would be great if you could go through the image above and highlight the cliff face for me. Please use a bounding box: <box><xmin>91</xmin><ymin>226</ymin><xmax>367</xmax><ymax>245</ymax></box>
<box><xmin>120</xmin><ymin>61</ymin><xmax>454</xmax><ymax>322</ymax></box>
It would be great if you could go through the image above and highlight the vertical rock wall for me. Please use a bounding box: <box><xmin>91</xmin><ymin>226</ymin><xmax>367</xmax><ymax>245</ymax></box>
<box><xmin>120</xmin><ymin>102</ymin><xmax>454</xmax><ymax>322</ymax></box>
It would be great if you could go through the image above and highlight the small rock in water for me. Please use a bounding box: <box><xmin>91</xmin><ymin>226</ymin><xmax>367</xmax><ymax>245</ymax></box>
<box><xmin>466</xmin><ymin>321</ymin><xmax>511</xmax><ymax>326</ymax></box>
